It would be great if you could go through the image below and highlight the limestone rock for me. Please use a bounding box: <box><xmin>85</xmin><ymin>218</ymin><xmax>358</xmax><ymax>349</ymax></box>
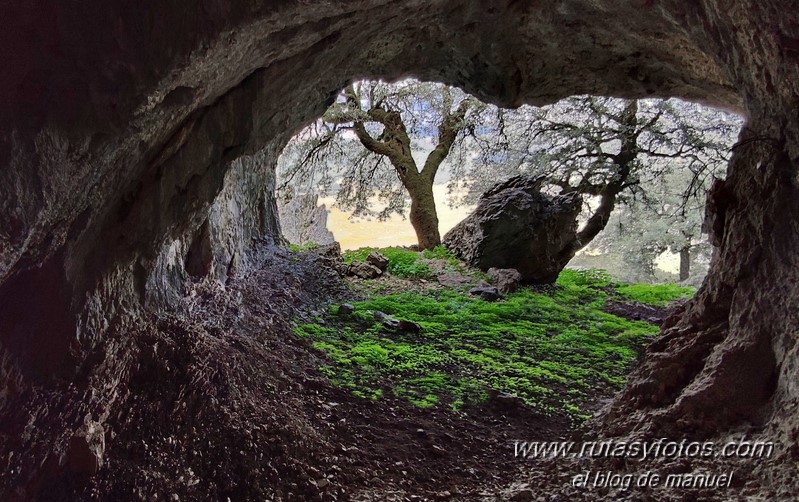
<box><xmin>311</xmin><ymin>242</ymin><xmax>347</xmax><ymax>276</ymax></box>
<box><xmin>67</xmin><ymin>419</ymin><xmax>105</xmax><ymax>476</ymax></box>
<box><xmin>487</xmin><ymin>268</ymin><xmax>522</xmax><ymax>294</ymax></box>
<box><xmin>278</xmin><ymin>192</ymin><xmax>336</xmax><ymax>247</ymax></box>
<box><xmin>469</xmin><ymin>286</ymin><xmax>501</xmax><ymax>302</ymax></box>
<box><xmin>444</xmin><ymin>176</ymin><xmax>582</xmax><ymax>283</ymax></box>
<box><xmin>374</xmin><ymin>311</ymin><xmax>421</xmax><ymax>333</ymax></box>
<box><xmin>374</xmin><ymin>311</ymin><xmax>399</xmax><ymax>330</ymax></box>
<box><xmin>312</xmin><ymin>242</ymin><xmax>342</xmax><ymax>260</ymax></box>
<box><xmin>347</xmin><ymin>261</ymin><xmax>382</xmax><ymax>279</ymax></box>
<box><xmin>365</xmin><ymin>252</ymin><xmax>389</xmax><ymax>273</ymax></box>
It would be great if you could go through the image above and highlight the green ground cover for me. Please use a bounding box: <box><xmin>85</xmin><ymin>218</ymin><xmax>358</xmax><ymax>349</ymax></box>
<box><xmin>294</xmin><ymin>249</ymin><xmax>695</xmax><ymax>424</ymax></box>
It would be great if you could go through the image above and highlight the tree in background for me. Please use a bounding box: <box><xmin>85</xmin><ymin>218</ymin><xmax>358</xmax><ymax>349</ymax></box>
<box><xmin>588</xmin><ymin>160</ymin><xmax>720</xmax><ymax>284</ymax></box>
<box><xmin>453</xmin><ymin>96</ymin><xmax>742</xmax><ymax>272</ymax></box>
<box><xmin>279</xmin><ymin>80</ymin><xmax>742</xmax><ymax>274</ymax></box>
<box><xmin>278</xmin><ymin>79</ymin><xmax>487</xmax><ymax>249</ymax></box>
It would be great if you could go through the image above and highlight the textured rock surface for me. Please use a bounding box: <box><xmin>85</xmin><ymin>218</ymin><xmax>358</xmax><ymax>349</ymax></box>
<box><xmin>277</xmin><ymin>192</ymin><xmax>336</xmax><ymax>246</ymax></box>
<box><xmin>468</xmin><ymin>286</ymin><xmax>502</xmax><ymax>302</ymax></box>
<box><xmin>0</xmin><ymin>0</ymin><xmax>798</xmax><ymax>498</ymax></box>
<box><xmin>365</xmin><ymin>252</ymin><xmax>390</xmax><ymax>273</ymax></box>
<box><xmin>443</xmin><ymin>176</ymin><xmax>583</xmax><ymax>283</ymax></box>
<box><xmin>487</xmin><ymin>268</ymin><xmax>522</xmax><ymax>294</ymax></box>
<box><xmin>66</xmin><ymin>419</ymin><xmax>105</xmax><ymax>476</ymax></box>
<box><xmin>347</xmin><ymin>261</ymin><xmax>383</xmax><ymax>279</ymax></box>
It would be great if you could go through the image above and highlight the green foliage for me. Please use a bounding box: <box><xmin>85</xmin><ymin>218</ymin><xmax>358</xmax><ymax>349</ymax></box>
<box><xmin>294</xmin><ymin>268</ymin><xmax>684</xmax><ymax>425</ymax></box>
<box><xmin>558</xmin><ymin>268</ymin><xmax>695</xmax><ymax>307</ymax></box>
<box><xmin>422</xmin><ymin>245</ymin><xmax>461</xmax><ymax>266</ymax></box>
<box><xmin>613</xmin><ymin>282</ymin><xmax>695</xmax><ymax>307</ymax></box>
<box><xmin>342</xmin><ymin>246</ymin><xmax>435</xmax><ymax>279</ymax></box>
<box><xmin>288</xmin><ymin>242</ymin><xmax>321</xmax><ymax>253</ymax></box>
<box><xmin>557</xmin><ymin>269</ymin><xmax>613</xmax><ymax>288</ymax></box>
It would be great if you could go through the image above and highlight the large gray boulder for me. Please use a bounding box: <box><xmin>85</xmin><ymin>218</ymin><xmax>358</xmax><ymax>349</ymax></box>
<box><xmin>443</xmin><ymin>176</ymin><xmax>582</xmax><ymax>283</ymax></box>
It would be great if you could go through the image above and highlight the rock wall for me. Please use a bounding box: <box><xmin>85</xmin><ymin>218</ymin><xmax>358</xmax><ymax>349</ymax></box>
<box><xmin>0</xmin><ymin>0</ymin><xmax>798</xmax><ymax>469</ymax></box>
<box><xmin>277</xmin><ymin>192</ymin><xmax>336</xmax><ymax>246</ymax></box>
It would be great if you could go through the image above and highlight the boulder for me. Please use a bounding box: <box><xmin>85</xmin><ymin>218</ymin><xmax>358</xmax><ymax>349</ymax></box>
<box><xmin>487</xmin><ymin>268</ymin><xmax>522</xmax><ymax>294</ymax></box>
<box><xmin>443</xmin><ymin>176</ymin><xmax>582</xmax><ymax>283</ymax></box>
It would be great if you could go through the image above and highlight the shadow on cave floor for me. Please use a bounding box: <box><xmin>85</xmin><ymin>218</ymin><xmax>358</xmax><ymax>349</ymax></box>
<box><xmin>2</xmin><ymin>246</ymin><xmax>779</xmax><ymax>501</ymax></box>
<box><xmin>3</xmin><ymin>247</ymin><xmax>578</xmax><ymax>501</ymax></box>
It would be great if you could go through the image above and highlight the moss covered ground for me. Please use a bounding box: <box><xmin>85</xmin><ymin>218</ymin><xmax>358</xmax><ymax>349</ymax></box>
<box><xmin>294</xmin><ymin>248</ymin><xmax>694</xmax><ymax>425</ymax></box>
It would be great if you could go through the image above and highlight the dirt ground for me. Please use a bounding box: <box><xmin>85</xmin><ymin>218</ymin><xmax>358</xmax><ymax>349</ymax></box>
<box><xmin>2</xmin><ymin>247</ymin><xmax>724</xmax><ymax>501</ymax></box>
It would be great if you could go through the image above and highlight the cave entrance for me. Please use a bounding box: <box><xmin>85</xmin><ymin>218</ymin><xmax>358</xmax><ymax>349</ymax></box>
<box><xmin>1</xmin><ymin>1</ymin><xmax>798</xmax><ymax>499</ymax></box>
<box><xmin>274</xmin><ymin>79</ymin><xmax>743</xmax><ymax>284</ymax></box>
<box><xmin>270</xmin><ymin>77</ymin><xmax>745</xmax><ymax>432</ymax></box>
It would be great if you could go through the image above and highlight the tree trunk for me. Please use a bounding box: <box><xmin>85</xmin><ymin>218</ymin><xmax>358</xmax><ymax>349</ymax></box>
<box><xmin>560</xmin><ymin>100</ymin><xmax>637</xmax><ymax>260</ymax></box>
<box><xmin>679</xmin><ymin>245</ymin><xmax>690</xmax><ymax>281</ymax></box>
<box><xmin>601</xmin><ymin>117</ymin><xmax>792</xmax><ymax>439</ymax></box>
<box><xmin>406</xmin><ymin>180</ymin><xmax>441</xmax><ymax>250</ymax></box>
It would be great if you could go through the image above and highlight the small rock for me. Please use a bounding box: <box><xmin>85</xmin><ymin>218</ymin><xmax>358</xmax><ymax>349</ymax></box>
<box><xmin>317</xmin><ymin>242</ymin><xmax>342</xmax><ymax>257</ymax></box>
<box><xmin>366</xmin><ymin>252</ymin><xmax>389</xmax><ymax>272</ymax></box>
<box><xmin>338</xmin><ymin>303</ymin><xmax>354</xmax><ymax>316</ymax></box>
<box><xmin>347</xmin><ymin>261</ymin><xmax>383</xmax><ymax>279</ymax></box>
<box><xmin>397</xmin><ymin>320</ymin><xmax>422</xmax><ymax>333</ymax></box>
<box><xmin>490</xmin><ymin>392</ymin><xmax>524</xmax><ymax>409</ymax></box>
<box><xmin>469</xmin><ymin>286</ymin><xmax>501</xmax><ymax>302</ymax></box>
<box><xmin>316</xmin><ymin>478</ymin><xmax>330</xmax><ymax>489</ymax></box>
<box><xmin>487</xmin><ymin>267</ymin><xmax>522</xmax><ymax>294</ymax></box>
<box><xmin>374</xmin><ymin>311</ymin><xmax>400</xmax><ymax>329</ymax></box>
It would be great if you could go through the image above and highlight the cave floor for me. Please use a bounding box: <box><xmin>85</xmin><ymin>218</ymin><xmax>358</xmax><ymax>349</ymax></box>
<box><xmin>2</xmin><ymin>247</ymin><xmax>776</xmax><ymax>501</ymax></box>
<box><xmin>3</xmin><ymin>248</ymin><xmax>578</xmax><ymax>501</ymax></box>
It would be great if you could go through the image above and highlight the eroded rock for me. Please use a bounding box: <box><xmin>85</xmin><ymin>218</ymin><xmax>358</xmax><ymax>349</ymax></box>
<box><xmin>365</xmin><ymin>252</ymin><xmax>389</xmax><ymax>273</ymax></box>
<box><xmin>66</xmin><ymin>418</ymin><xmax>105</xmax><ymax>476</ymax></box>
<box><xmin>348</xmin><ymin>261</ymin><xmax>383</xmax><ymax>279</ymax></box>
<box><xmin>487</xmin><ymin>268</ymin><xmax>522</xmax><ymax>294</ymax></box>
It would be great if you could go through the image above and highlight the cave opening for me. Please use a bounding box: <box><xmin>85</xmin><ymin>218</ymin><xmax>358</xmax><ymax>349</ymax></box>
<box><xmin>1</xmin><ymin>1</ymin><xmax>798</xmax><ymax>499</ymax></box>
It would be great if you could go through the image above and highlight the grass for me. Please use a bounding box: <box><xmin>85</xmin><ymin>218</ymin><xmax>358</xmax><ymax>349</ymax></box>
<box><xmin>342</xmin><ymin>246</ymin><xmax>460</xmax><ymax>280</ymax></box>
<box><xmin>613</xmin><ymin>282</ymin><xmax>695</xmax><ymax>307</ymax></box>
<box><xmin>295</xmin><ymin>265</ymin><xmax>696</xmax><ymax>424</ymax></box>
<box><xmin>288</xmin><ymin>242</ymin><xmax>321</xmax><ymax>253</ymax></box>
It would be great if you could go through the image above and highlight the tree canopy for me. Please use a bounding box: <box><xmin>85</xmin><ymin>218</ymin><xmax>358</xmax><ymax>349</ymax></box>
<box><xmin>278</xmin><ymin>79</ymin><xmax>743</xmax><ymax>277</ymax></box>
<box><xmin>278</xmin><ymin>79</ymin><xmax>489</xmax><ymax>248</ymax></box>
